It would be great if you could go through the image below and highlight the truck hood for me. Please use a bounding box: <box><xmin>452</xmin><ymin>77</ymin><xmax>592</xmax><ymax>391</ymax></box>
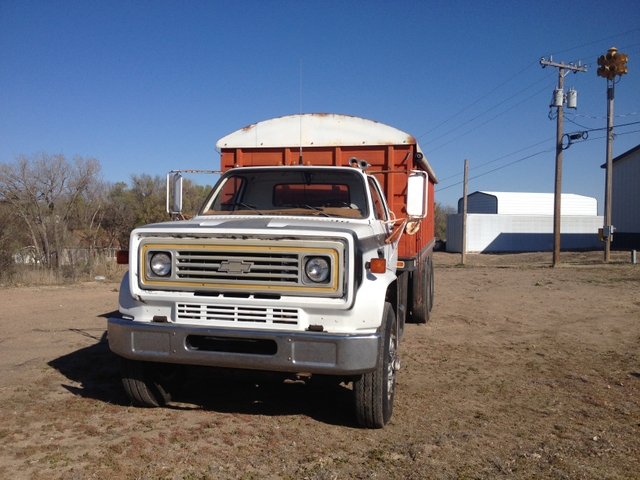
<box><xmin>133</xmin><ymin>215</ymin><xmax>379</xmax><ymax>240</ymax></box>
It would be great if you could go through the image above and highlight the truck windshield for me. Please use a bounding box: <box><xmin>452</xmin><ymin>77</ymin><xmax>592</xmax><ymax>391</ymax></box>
<box><xmin>201</xmin><ymin>168</ymin><xmax>368</xmax><ymax>219</ymax></box>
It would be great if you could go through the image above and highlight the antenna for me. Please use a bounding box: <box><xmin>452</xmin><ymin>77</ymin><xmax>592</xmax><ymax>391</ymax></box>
<box><xmin>299</xmin><ymin>58</ymin><xmax>303</xmax><ymax>165</ymax></box>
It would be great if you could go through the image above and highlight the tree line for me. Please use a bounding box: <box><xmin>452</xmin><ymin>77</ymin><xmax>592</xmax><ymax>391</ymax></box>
<box><xmin>0</xmin><ymin>153</ymin><xmax>210</xmax><ymax>279</ymax></box>
<box><xmin>0</xmin><ymin>152</ymin><xmax>455</xmax><ymax>281</ymax></box>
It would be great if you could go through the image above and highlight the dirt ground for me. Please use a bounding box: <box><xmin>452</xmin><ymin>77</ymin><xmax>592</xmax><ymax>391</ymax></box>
<box><xmin>1</xmin><ymin>250</ymin><xmax>639</xmax><ymax>479</ymax></box>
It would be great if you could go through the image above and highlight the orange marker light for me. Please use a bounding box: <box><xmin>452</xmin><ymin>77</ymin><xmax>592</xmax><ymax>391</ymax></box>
<box><xmin>368</xmin><ymin>258</ymin><xmax>386</xmax><ymax>274</ymax></box>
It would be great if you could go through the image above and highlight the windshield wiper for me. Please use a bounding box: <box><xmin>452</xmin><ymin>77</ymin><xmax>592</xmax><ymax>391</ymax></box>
<box><xmin>227</xmin><ymin>202</ymin><xmax>264</xmax><ymax>215</ymax></box>
<box><xmin>278</xmin><ymin>203</ymin><xmax>329</xmax><ymax>217</ymax></box>
<box><xmin>299</xmin><ymin>204</ymin><xmax>330</xmax><ymax>217</ymax></box>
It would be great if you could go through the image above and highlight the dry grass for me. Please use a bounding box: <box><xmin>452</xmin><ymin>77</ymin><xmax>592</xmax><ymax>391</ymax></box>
<box><xmin>0</xmin><ymin>260</ymin><xmax>127</xmax><ymax>286</ymax></box>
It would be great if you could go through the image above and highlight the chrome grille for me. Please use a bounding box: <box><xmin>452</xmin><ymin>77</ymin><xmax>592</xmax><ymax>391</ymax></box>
<box><xmin>176</xmin><ymin>250</ymin><xmax>299</xmax><ymax>283</ymax></box>
<box><xmin>177</xmin><ymin>303</ymin><xmax>298</xmax><ymax>325</ymax></box>
<box><xmin>139</xmin><ymin>238</ymin><xmax>345</xmax><ymax>297</ymax></box>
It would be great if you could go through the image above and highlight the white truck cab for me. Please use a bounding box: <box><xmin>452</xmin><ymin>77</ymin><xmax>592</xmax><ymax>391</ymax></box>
<box><xmin>108</xmin><ymin>114</ymin><xmax>437</xmax><ymax>428</ymax></box>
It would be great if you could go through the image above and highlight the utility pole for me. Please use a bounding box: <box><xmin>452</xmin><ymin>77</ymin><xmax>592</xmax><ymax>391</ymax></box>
<box><xmin>604</xmin><ymin>77</ymin><xmax>615</xmax><ymax>262</ymax></box>
<box><xmin>461</xmin><ymin>159</ymin><xmax>468</xmax><ymax>265</ymax></box>
<box><xmin>597</xmin><ymin>46</ymin><xmax>629</xmax><ymax>262</ymax></box>
<box><xmin>540</xmin><ymin>56</ymin><xmax>587</xmax><ymax>267</ymax></box>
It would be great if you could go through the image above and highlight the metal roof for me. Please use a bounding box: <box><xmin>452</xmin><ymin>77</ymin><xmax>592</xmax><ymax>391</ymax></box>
<box><xmin>599</xmin><ymin>143</ymin><xmax>640</xmax><ymax>168</ymax></box>
<box><xmin>612</xmin><ymin>143</ymin><xmax>640</xmax><ymax>166</ymax></box>
<box><xmin>462</xmin><ymin>191</ymin><xmax>598</xmax><ymax>216</ymax></box>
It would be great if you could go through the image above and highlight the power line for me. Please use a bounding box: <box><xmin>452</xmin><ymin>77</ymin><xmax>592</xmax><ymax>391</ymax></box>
<box><xmin>424</xmin><ymin>80</ymin><xmax>556</xmax><ymax>154</ymax></box>
<box><xmin>419</xmin><ymin>30</ymin><xmax>640</xmax><ymax>155</ymax></box>
<box><xmin>562</xmin><ymin>42</ymin><xmax>640</xmax><ymax>72</ymax></box>
<box><xmin>550</xmin><ymin>27</ymin><xmax>640</xmax><ymax>58</ymax></box>
<box><xmin>436</xmin><ymin>136</ymin><xmax>555</xmax><ymax>183</ymax></box>
<box><xmin>580</xmin><ymin>129</ymin><xmax>640</xmax><ymax>142</ymax></box>
<box><xmin>435</xmin><ymin>146</ymin><xmax>556</xmax><ymax>193</ymax></box>
<box><xmin>431</xmin><ymin>31</ymin><xmax>639</xmax><ymax>201</ymax></box>
<box><xmin>566</xmin><ymin>120</ymin><xmax>640</xmax><ymax>133</ymax></box>
<box><xmin>564</xmin><ymin>116</ymin><xmax>592</xmax><ymax>129</ymax></box>
<box><xmin>436</xmin><ymin>121</ymin><xmax>640</xmax><ymax>193</ymax></box>
<box><xmin>574</xmin><ymin>41</ymin><xmax>640</xmax><ymax>60</ymax></box>
<box><xmin>567</xmin><ymin>111</ymin><xmax>639</xmax><ymax>120</ymax></box>
<box><xmin>617</xmin><ymin>129</ymin><xmax>640</xmax><ymax>137</ymax></box>
<box><xmin>416</xmin><ymin>59</ymin><xmax>541</xmax><ymax>141</ymax></box>
<box><xmin>422</xmin><ymin>40</ymin><xmax>634</xmax><ymax>154</ymax></box>
<box><xmin>422</xmin><ymin>74</ymin><xmax>555</xmax><ymax>149</ymax></box>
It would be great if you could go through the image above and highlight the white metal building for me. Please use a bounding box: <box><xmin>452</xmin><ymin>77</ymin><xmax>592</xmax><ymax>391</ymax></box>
<box><xmin>606</xmin><ymin>144</ymin><xmax>640</xmax><ymax>250</ymax></box>
<box><xmin>447</xmin><ymin>191</ymin><xmax>603</xmax><ymax>253</ymax></box>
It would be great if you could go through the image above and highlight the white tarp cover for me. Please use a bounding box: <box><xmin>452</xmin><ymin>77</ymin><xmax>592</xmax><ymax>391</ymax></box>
<box><xmin>216</xmin><ymin>113</ymin><xmax>416</xmax><ymax>149</ymax></box>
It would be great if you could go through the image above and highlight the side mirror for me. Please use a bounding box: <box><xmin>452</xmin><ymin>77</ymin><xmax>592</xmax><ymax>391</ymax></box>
<box><xmin>406</xmin><ymin>171</ymin><xmax>427</xmax><ymax>219</ymax></box>
<box><xmin>166</xmin><ymin>171</ymin><xmax>183</xmax><ymax>217</ymax></box>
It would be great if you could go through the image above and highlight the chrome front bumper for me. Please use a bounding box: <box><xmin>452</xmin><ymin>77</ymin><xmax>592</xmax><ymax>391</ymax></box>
<box><xmin>107</xmin><ymin>317</ymin><xmax>380</xmax><ymax>375</ymax></box>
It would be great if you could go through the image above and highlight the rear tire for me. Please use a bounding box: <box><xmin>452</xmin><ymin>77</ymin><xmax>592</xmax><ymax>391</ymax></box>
<box><xmin>354</xmin><ymin>302</ymin><xmax>398</xmax><ymax>428</ymax></box>
<box><xmin>428</xmin><ymin>255</ymin><xmax>435</xmax><ymax>313</ymax></box>
<box><xmin>120</xmin><ymin>358</ymin><xmax>186</xmax><ymax>407</ymax></box>
<box><xmin>411</xmin><ymin>255</ymin><xmax>433</xmax><ymax>323</ymax></box>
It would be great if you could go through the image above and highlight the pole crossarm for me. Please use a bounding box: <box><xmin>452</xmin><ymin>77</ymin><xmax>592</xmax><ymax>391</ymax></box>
<box><xmin>540</xmin><ymin>57</ymin><xmax>588</xmax><ymax>73</ymax></box>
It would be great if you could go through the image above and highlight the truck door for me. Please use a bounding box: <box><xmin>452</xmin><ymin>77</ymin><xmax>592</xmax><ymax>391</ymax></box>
<box><xmin>367</xmin><ymin>176</ymin><xmax>396</xmax><ymax>264</ymax></box>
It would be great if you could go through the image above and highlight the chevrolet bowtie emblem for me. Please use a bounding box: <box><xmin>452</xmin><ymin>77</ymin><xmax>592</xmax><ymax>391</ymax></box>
<box><xmin>218</xmin><ymin>260</ymin><xmax>253</xmax><ymax>274</ymax></box>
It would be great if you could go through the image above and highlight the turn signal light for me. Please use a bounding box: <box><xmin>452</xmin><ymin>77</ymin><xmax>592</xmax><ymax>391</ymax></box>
<box><xmin>116</xmin><ymin>250</ymin><xmax>129</xmax><ymax>265</ymax></box>
<box><xmin>368</xmin><ymin>258</ymin><xmax>386</xmax><ymax>274</ymax></box>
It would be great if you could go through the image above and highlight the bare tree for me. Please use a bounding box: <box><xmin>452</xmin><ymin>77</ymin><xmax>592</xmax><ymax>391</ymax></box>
<box><xmin>101</xmin><ymin>175</ymin><xmax>211</xmax><ymax>249</ymax></box>
<box><xmin>1</xmin><ymin>156</ymin><xmax>213</xmax><ymax>270</ymax></box>
<box><xmin>102</xmin><ymin>182</ymin><xmax>138</xmax><ymax>249</ymax></box>
<box><xmin>0</xmin><ymin>153</ymin><xmax>102</xmax><ymax>268</ymax></box>
<box><xmin>434</xmin><ymin>202</ymin><xmax>457</xmax><ymax>241</ymax></box>
<box><xmin>0</xmin><ymin>200</ymin><xmax>30</xmax><ymax>275</ymax></box>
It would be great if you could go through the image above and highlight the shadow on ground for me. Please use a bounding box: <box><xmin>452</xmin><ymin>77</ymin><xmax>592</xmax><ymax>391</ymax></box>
<box><xmin>48</xmin><ymin>311</ymin><xmax>360</xmax><ymax>427</ymax></box>
<box><xmin>173</xmin><ymin>366</ymin><xmax>358</xmax><ymax>427</ymax></box>
<box><xmin>47</xmin><ymin>325</ymin><xmax>128</xmax><ymax>406</ymax></box>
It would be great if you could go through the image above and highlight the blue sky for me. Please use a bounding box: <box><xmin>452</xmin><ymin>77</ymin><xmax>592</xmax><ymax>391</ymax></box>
<box><xmin>1</xmin><ymin>1</ymin><xmax>639</xmax><ymax>212</ymax></box>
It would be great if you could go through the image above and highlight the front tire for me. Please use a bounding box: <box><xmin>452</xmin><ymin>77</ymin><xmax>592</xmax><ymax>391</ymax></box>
<box><xmin>120</xmin><ymin>358</ymin><xmax>186</xmax><ymax>407</ymax></box>
<box><xmin>354</xmin><ymin>302</ymin><xmax>398</xmax><ymax>428</ymax></box>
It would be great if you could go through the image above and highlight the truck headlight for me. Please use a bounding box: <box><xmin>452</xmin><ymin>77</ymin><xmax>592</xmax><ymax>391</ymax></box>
<box><xmin>305</xmin><ymin>257</ymin><xmax>330</xmax><ymax>283</ymax></box>
<box><xmin>150</xmin><ymin>252</ymin><xmax>172</xmax><ymax>277</ymax></box>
